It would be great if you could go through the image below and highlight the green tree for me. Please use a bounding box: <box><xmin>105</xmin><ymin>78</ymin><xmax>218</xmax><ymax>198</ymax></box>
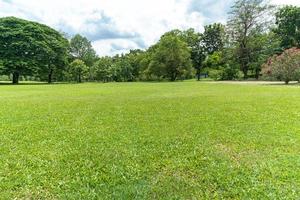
<box><xmin>70</xmin><ymin>34</ymin><xmax>97</xmax><ymax>80</ymax></box>
<box><xmin>37</xmin><ymin>31</ymin><xmax>69</xmax><ymax>84</ymax></box>
<box><xmin>274</xmin><ymin>6</ymin><xmax>300</xmax><ymax>49</ymax></box>
<box><xmin>148</xmin><ymin>34</ymin><xmax>192</xmax><ymax>81</ymax></box>
<box><xmin>68</xmin><ymin>59</ymin><xmax>88</xmax><ymax>83</ymax></box>
<box><xmin>164</xmin><ymin>29</ymin><xmax>205</xmax><ymax>80</ymax></box>
<box><xmin>227</xmin><ymin>0</ymin><xmax>274</xmax><ymax>79</ymax></box>
<box><xmin>248</xmin><ymin>32</ymin><xmax>281</xmax><ymax>79</ymax></box>
<box><xmin>92</xmin><ymin>57</ymin><xmax>113</xmax><ymax>82</ymax></box>
<box><xmin>203</xmin><ymin>23</ymin><xmax>225</xmax><ymax>55</ymax></box>
<box><xmin>181</xmin><ymin>29</ymin><xmax>206</xmax><ymax>81</ymax></box>
<box><xmin>0</xmin><ymin>17</ymin><xmax>69</xmax><ymax>84</ymax></box>
<box><xmin>126</xmin><ymin>49</ymin><xmax>145</xmax><ymax>80</ymax></box>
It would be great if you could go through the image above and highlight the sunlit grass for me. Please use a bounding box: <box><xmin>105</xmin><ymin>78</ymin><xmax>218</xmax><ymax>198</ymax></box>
<box><xmin>0</xmin><ymin>82</ymin><xmax>299</xmax><ymax>199</ymax></box>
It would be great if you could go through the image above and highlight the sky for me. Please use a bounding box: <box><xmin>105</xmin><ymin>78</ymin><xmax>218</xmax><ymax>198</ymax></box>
<box><xmin>0</xmin><ymin>0</ymin><xmax>300</xmax><ymax>56</ymax></box>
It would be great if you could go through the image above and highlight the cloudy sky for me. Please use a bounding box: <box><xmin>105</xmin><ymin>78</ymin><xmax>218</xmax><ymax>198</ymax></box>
<box><xmin>0</xmin><ymin>0</ymin><xmax>299</xmax><ymax>56</ymax></box>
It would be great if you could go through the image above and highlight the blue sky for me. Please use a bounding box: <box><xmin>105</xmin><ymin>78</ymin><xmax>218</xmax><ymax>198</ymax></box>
<box><xmin>0</xmin><ymin>0</ymin><xmax>299</xmax><ymax>56</ymax></box>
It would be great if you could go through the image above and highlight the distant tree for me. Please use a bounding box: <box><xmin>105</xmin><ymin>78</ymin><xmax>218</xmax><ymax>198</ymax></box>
<box><xmin>92</xmin><ymin>57</ymin><xmax>113</xmax><ymax>82</ymax></box>
<box><xmin>204</xmin><ymin>50</ymin><xmax>240</xmax><ymax>80</ymax></box>
<box><xmin>274</xmin><ymin>6</ymin><xmax>300</xmax><ymax>49</ymax></box>
<box><xmin>104</xmin><ymin>55</ymin><xmax>135</xmax><ymax>82</ymax></box>
<box><xmin>0</xmin><ymin>17</ymin><xmax>69</xmax><ymax>84</ymax></box>
<box><xmin>247</xmin><ymin>32</ymin><xmax>281</xmax><ymax>79</ymax></box>
<box><xmin>114</xmin><ymin>56</ymin><xmax>134</xmax><ymax>82</ymax></box>
<box><xmin>164</xmin><ymin>29</ymin><xmax>205</xmax><ymax>80</ymax></box>
<box><xmin>126</xmin><ymin>49</ymin><xmax>145</xmax><ymax>80</ymax></box>
<box><xmin>148</xmin><ymin>34</ymin><xmax>192</xmax><ymax>81</ymax></box>
<box><xmin>68</xmin><ymin>59</ymin><xmax>88</xmax><ymax>83</ymax></box>
<box><xmin>204</xmin><ymin>51</ymin><xmax>224</xmax><ymax>69</ymax></box>
<box><xmin>262</xmin><ymin>48</ymin><xmax>300</xmax><ymax>84</ymax></box>
<box><xmin>227</xmin><ymin>0</ymin><xmax>274</xmax><ymax>79</ymax></box>
<box><xmin>70</xmin><ymin>34</ymin><xmax>97</xmax><ymax>80</ymax></box>
<box><xmin>203</xmin><ymin>23</ymin><xmax>225</xmax><ymax>55</ymax></box>
<box><xmin>181</xmin><ymin>29</ymin><xmax>206</xmax><ymax>81</ymax></box>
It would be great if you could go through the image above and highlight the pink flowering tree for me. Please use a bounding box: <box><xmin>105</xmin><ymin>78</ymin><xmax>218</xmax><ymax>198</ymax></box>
<box><xmin>262</xmin><ymin>48</ymin><xmax>300</xmax><ymax>84</ymax></box>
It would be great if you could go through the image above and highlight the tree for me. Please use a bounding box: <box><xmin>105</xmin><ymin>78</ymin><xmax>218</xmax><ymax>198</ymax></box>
<box><xmin>126</xmin><ymin>49</ymin><xmax>144</xmax><ymax>80</ymax></box>
<box><xmin>181</xmin><ymin>29</ymin><xmax>206</xmax><ymax>81</ymax></box>
<box><xmin>68</xmin><ymin>59</ymin><xmax>88</xmax><ymax>83</ymax></box>
<box><xmin>147</xmin><ymin>34</ymin><xmax>192</xmax><ymax>81</ymax></box>
<box><xmin>92</xmin><ymin>57</ymin><xmax>113</xmax><ymax>82</ymax></box>
<box><xmin>227</xmin><ymin>0</ymin><xmax>274</xmax><ymax>79</ymax></box>
<box><xmin>274</xmin><ymin>6</ymin><xmax>300</xmax><ymax>49</ymax></box>
<box><xmin>70</xmin><ymin>34</ymin><xmax>97</xmax><ymax>80</ymax></box>
<box><xmin>36</xmin><ymin>30</ymin><xmax>69</xmax><ymax>84</ymax></box>
<box><xmin>164</xmin><ymin>29</ymin><xmax>205</xmax><ymax>81</ymax></box>
<box><xmin>0</xmin><ymin>17</ymin><xmax>69</xmax><ymax>84</ymax></box>
<box><xmin>114</xmin><ymin>56</ymin><xmax>134</xmax><ymax>82</ymax></box>
<box><xmin>203</xmin><ymin>23</ymin><xmax>225</xmax><ymax>55</ymax></box>
<box><xmin>262</xmin><ymin>48</ymin><xmax>300</xmax><ymax>84</ymax></box>
<box><xmin>247</xmin><ymin>32</ymin><xmax>281</xmax><ymax>79</ymax></box>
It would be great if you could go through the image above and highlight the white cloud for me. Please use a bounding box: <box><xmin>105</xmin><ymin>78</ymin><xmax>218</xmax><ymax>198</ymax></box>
<box><xmin>1</xmin><ymin>0</ymin><xmax>207</xmax><ymax>56</ymax></box>
<box><xmin>271</xmin><ymin>0</ymin><xmax>300</xmax><ymax>6</ymax></box>
<box><xmin>0</xmin><ymin>0</ymin><xmax>300</xmax><ymax>56</ymax></box>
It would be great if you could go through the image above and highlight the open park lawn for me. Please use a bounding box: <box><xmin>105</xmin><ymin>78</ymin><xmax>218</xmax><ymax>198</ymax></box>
<box><xmin>0</xmin><ymin>82</ymin><xmax>299</xmax><ymax>199</ymax></box>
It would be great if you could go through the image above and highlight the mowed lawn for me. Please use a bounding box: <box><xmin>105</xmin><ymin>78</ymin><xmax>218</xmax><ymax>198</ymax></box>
<box><xmin>0</xmin><ymin>82</ymin><xmax>299</xmax><ymax>199</ymax></box>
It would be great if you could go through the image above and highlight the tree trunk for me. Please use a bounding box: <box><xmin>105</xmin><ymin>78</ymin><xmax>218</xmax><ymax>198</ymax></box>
<box><xmin>12</xmin><ymin>72</ymin><xmax>19</xmax><ymax>84</ymax></box>
<box><xmin>285</xmin><ymin>80</ymin><xmax>289</xmax><ymax>85</ymax></box>
<box><xmin>48</xmin><ymin>69</ymin><xmax>53</xmax><ymax>84</ymax></box>
<box><xmin>78</xmin><ymin>74</ymin><xmax>81</xmax><ymax>83</ymax></box>
<box><xmin>170</xmin><ymin>73</ymin><xmax>177</xmax><ymax>81</ymax></box>
<box><xmin>197</xmin><ymin>71</ymin><xmax>201</xmax><ymax>81</ymax></box>
<box><xmin>255</xmin><ymin>69</ymin><xmax>260</xmax><ymax>80</ymax></box>
<box><xmin>195</xmin><ymin>68</ymin><xmax>201</xmax><ymax>81</ymax></box>
<box><xmin>242</xmin><ymin>66</ymin><xmax>248</xmax><ymax>80</ymax></box>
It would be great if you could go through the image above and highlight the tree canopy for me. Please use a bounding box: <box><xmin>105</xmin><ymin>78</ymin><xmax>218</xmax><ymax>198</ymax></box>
<box><xmin>274</xmin><ymin>6</ymin><xmax>300</xmax><ymax>49</ymax></box>
<box><xmin>0</xmin><ymin>17</ymin><xmax>69</xmax><ymax>84</ymax></box>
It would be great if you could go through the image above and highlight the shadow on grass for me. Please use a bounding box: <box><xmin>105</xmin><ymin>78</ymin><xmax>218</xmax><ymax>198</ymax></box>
<box><xmin>264</xmin><ymin>82</ymin><xmax>300</xmax><ymax>86</ymax></box>
<box><xmin>0</xmin><ymin>81</ymin><xmax>72</xmax><ymax>86</ymax></box>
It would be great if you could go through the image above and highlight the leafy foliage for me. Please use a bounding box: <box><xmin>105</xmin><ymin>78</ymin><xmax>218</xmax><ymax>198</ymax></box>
<box><xmin>203</xmin><ymin>23</ymin><xmax>225</xmax><ymax>55</ymax></box>
<box><xmin>227</xmin><ymin>0</ymin><xmax>274</xmax><ymax>78</ymax></box>
<box><xmin>0</xmin><ymin>17</ymin><xmax>69</xmax><ymax>84</ymax></box>
<box><xmin>262</xmin><ymin>47</ymin><xmax>300</xmax><ymax>84</ymax></box>
<box><xmin>274</xmin><ymin>6</ymin><xmax>300</xmax><ymax>49</ymax></box>
<box><xmin>68</xmin><ymin>59</ymin><xmax>89</xmax><ymax>83</ymax></box>
<box><xmin>146</xmin><ymin>33</ymin><xmax>192</xmax><ymax>81</ymax></box>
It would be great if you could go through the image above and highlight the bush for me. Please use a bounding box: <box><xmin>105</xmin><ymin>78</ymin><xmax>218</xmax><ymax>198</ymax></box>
<box><xmin>208</xmin><ymin>64</ymin><xmax>240</xmax><ymax>81</ymax></box>
<box><xmin>0</xmin><ymin>75</ymin><xmax>10</xmax><ymax>81</ymax></box>
<box><xmin>208</xmin><ymin>69</ymin><xmax>223</xmax><ymax>80</ymax></box>
<box><xmin>262</xmin><ymin>47</ymin><xmax>300</xmax><ymax>84</ymax></box>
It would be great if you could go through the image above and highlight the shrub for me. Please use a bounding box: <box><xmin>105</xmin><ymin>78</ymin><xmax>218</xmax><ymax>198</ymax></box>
<box><xmin>209</xmin><ymin>69</ymin><xmax>223</xmax><ymax>81</ymax></box>
<box><xmin>262</xmin><ymin>47</ymin><xmax>300</xmax><ymax>84</ymax></box>
<box><xmin>208</xmin><ymin>65</ymin><xmax>240</xmax><ymax>81</ymax></box>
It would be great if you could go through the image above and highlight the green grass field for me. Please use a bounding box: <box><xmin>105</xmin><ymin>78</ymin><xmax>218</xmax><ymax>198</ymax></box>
<box><xmin>0</xmin><ymin>82</ymin><xmax>299</xmax><ymax>199</ymax></box>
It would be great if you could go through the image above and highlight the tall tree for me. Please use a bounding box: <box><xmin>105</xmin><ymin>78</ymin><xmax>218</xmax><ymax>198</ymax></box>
<box><xmin>92</xmin><ymin>57</ymin><xmax>113</xmax><ymax>82</ymax></box>
<box><xmin>274</xmin><ymin>6</ymin><xmax>300</xmax><ymax>49</ymax></box>
<box><xmin>147</xmin><ymin>34</ymin><xmax>192</xmax><ymax>81</ymax></box>
<box><xmin>181</xmin><ymin>29</ymin><xmax>206</xmax><ymax>81</ymax></box>
<box><xmin>227</xmin><ymin>0</ymin><xmax>273</xmax><ymax>79</ymax></box>
<box><xmin>68</xmin><ymin>59</ymin><xmax>88</xmax><ymax>83</ymax></box>
<box><xmin>70</xmin><ymin>34</ymin><xmax>97</xmax><ymax>80</ymax></box>
<box><xmin>0</xmin><ymin>17</ymin><xmax>69</xmax><ymax>84</ymax></box>
<box><xmin>203</xmin><ymin>23</ymin><xmax>225</xmax><ymax>55</ymax></box>
<box><xmin>126</xmin><ymin>49</ymin><xmax>144</xmax><ymax>80</ymax></box>
<box><xmin>36</xmin><ymin>29</ymin><xmax>69</xmax><ymax>83</ymax></box>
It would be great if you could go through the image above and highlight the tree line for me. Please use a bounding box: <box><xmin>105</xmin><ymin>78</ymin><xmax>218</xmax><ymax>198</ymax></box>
<box><xmin>1</xmin><ymin>0</ymin><xmax>300</xmax><ymax>84</ymax></box>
